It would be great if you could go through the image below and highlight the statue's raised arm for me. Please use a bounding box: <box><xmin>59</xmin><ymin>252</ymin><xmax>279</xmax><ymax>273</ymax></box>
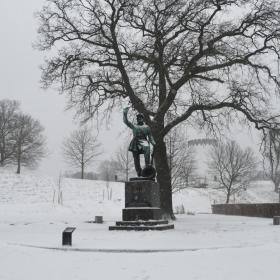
<box><xmin>123</xmin><ymin>107</ymin><xmax>134</xmax><ymax>129</ymax></box>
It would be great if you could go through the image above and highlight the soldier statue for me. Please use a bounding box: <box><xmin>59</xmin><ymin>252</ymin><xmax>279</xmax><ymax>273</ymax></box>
<box><xmin>123</xmin><ymin>107</ymin><xmax>156</xmax><ymax>178</ymax></box>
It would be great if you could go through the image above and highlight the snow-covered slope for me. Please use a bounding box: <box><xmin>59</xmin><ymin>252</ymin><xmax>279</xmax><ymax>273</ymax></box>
<box><xmin>0</xmin><ymin>171</ymin><xmax>56</xmax><ymax>204</ymax></box>
<box><xmin>0</xmin><ymin>170</ymin><xmax>278</xmax><ymax>220</ymax></box>
<box><xmin>0</xmin><ymin>170</ymin><xmax>124</xmax><ymax>223</ymax></box>
<box><xmin>173</xmin><ymin>180</ymin><xmax>279</xmax><ymax>213</ymax></box>
<box><xmin>1</xmin><ymin>170</ymin><xmax>280</xmax><ymax>280</ymax></box>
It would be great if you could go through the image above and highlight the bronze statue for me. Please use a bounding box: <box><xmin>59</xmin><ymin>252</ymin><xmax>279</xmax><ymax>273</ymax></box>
<box><xmin>123</xmin><ymin>107</ymin><xmax>156</xmax><ymax>177</ymax></box>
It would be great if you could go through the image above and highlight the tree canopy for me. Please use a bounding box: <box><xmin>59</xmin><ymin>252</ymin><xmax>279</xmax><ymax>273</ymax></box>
<box><xmin>37</xmin><ymin>0</ymin><xmax>280</xmax><ymax>130</ymax></box>
<box><xmin>37</xmin><ymin>0</ymin><xmax>280</xmax><ymax>217</ymax></box>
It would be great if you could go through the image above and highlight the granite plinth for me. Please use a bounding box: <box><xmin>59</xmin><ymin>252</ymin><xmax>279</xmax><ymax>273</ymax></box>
<box><xmin>109</xmin><ymin>224</ymin><xmax>174</xmax><ymax>231</ymax></box>
<box><xmin>116</xmin><ymin>220</ymin><xmax>168</xmax><ymax>226</ymax></box>
<box><xmin>125</xmin><ymin>180</ymin><xmax>160</xmax><ymax>208</ymax></box>
<box><xmin>122</xmin><ymin>207</ymin><xmax>162</xmax><ymax>221</ymax></box>
<box><xmin>110</xmin><ymin>220</ymin><xmax>173</xmax><ymax>231</ymax></box>
<box><xmin>108</xmin><ymin>179</ymin><xmax>174</xmax><ymax>230</ymax></box>
<box><xmin>129</xmin><ymin>177</ymin><xmax>154</xmax><ymax>181</ymax></box>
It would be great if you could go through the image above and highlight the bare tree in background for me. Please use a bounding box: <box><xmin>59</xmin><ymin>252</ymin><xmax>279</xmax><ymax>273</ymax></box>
<box><xmin>115</xmin><ymin>142</ymin><xmax>134</xmax><ymax>181</ymax></box>
<box><xmin>12</xmin><ymin>114</ymin><xmax>46</xmax><ymax>174</ymax></box>
<box><xmin>37</xmin><ymin>0</ymin><xmax>280</xmax><ymax>218</ymax></box>
<box><xmin>98</xmin><ymin>159</ymin><xmax>119</xmax><ymax>181</ymax></box>
<box><xmin>0</xmin><ymin>100</ymin><xmax>19</xmax><ymax>166</ymax></box>
<box><xmin>166</xmin><ymin>127</ymin><xmax>196</xmax><ymax>193</ymax></box>
<box><xmin>262</xmin><ymin>130</ymin><xmax>280</xmax><ymax>192</ymax></box>
<box><xmin>63</xmin><ymin>127</ymin><xmax>101</xmax><ymax>179</ymax></box>
<box><xmin>209</xmin><ymin>141</ymin><xmax>256</xmax><ymax>203</ymax></box>
<box><xmin>98</xmin><ymin>159</ymin><xmax>118</xmax><ymax>200</ymax></box>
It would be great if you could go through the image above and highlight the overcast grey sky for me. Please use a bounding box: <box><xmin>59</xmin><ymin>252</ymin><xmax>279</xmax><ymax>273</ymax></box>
<box><xmin>0</xmin><ymin>0</ymin><xmax>262</xmax><ymax>178</ymax></box>
<box><xmin>0</xmin><ymin>0</ymin><xmax>128</xmax><ymax>177</ymax></box>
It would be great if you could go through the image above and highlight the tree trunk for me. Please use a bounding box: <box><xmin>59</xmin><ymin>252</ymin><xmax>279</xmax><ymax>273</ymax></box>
<box><xmin>273</xmin><ymin>181</ymin><xmax>279</xmax><ymax>193</ymax></box>
<box><xmin>226</xmin><ymin>192</ymin><xmax>230</xmax><ymax>204</ymax></box>
<box><xmin>126</xmin><ymin>167</ymin><xmax>128</xmax><ymax>182</ymax></box>
<box><xmin>0</xmin><ymin>149</ymin><xmax>4</xmax><ymax>166</ymax></box>
<box><xmin>153</xmin><ymin>138</ymin><xmax>175</xmax><ymax>220</ymax></box>
<box><xmin>126</xmin><ymin>150</ymin><xmax>129</xmax><ymax>181</ymax></box>
<box><xmin>81</xmin><ymin>162</ymin><xmax>84</xmax><ymax>179</ymax></box>
<box><xmin>16</xmin><ymin>154</ymin><xmax>21</xmax><ymax>174</ymax></box>
<box><xmin>0</xmin><ymin>140</ymin><xmax>5</xmax><ymax>166</ymax></box>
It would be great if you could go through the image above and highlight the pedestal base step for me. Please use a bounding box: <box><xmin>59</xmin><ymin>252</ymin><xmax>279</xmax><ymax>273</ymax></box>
<box><xmin>123</xmin><ymin>207</ymin><xmax>162</xmax><ymax>221</ymax></box>
<box><xmin>116</xmin><ymin>220</ymin><xmax>168</xmax><ymax>226</ymax></box>
<box><xmin>109</xmin><ymin>223</ymin><xmax>174</xmax><ymax>231</ymax></box>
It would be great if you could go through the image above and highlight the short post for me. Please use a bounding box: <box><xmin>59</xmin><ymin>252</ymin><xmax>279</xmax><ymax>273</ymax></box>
<box><xmin>273</xmin><ymin>216</ymin><xmax>280</xmax><ymax>225</ymax></box>
<box><xmin>62</xmin><ymin>227</ymin><xmax>76</xmax><ymax>246</ymax></box>
<box><xmin>95</xmin><ymin>216</ymin><xmax>103</xmax><ymax>224</ymax></box>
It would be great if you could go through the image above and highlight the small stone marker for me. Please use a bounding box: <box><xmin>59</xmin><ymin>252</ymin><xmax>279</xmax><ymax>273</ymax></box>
<box><xmin>95</xmin><ymin>216</ymin><xmax>103</xmax><ymax>223</ymax></box>
<box><xmin>62</xmin><ymin>227</ymin><xmax>76</xmax><ymax>246</ymax></box>
<box><xmin>273</xmin><ymin>216</ymin><xmax>280</xmax><ymax>225</ymax></box>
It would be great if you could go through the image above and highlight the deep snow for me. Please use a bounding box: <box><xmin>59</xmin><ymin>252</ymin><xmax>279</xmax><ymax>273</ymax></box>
<box><xmin>0</xmin><ymin>170</ymin><xmax>280</xmax><ymax>280</ymax></box>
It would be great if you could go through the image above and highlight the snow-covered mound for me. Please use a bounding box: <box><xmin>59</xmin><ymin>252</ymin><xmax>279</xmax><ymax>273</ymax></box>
<box><xmin>1</xmin><ymin>170</ymin><xmax>280</xmax><ymax>280</ymax></box>
<box><xmin>0</xmin><ymin>170</ymin><xmax>124</xmax><ymax>223</ymax></box>
<box><xmin>0</xmin><ymin>171</ymin><xmax>56</xmax><ymax>204</ymax></box>
<box><xmin>173</xmin><ymin>180</ymin><xmax>279</xmax><ymax>214</ymax></box>
<box><xmin>60</xmin><ymin>178</ymin><xmax>124</xmax><ymax>219</ymax></box>
<box><xmin>0</xmin><ymin>170</ymin><xmax>278</xmax><ymax>220</ymax></box>
<box><xmin>240</xmin><ymin>181</ymin><xmax>279</xmax><ymax>203</ymax></box>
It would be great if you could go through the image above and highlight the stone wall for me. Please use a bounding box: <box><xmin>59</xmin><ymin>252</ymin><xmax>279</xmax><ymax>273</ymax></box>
<box><xmin>211</xmin><ymin>203</ymin><xmax>280</xmax><ymax>218</ymax></box>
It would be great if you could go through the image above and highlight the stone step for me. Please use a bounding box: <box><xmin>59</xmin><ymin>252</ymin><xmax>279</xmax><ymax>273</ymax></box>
<box><xmin>116</xmin><ymin>220</ymin><xmax>169</xmax><ymax>226</ymax></box>
<box><xmin>109</xmin><ymin>224</ymin><xmax>174</xmax><ymax>231</ymax></box>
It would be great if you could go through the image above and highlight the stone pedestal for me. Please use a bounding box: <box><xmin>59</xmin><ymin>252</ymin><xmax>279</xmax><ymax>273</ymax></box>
<box><xmin>125</xmin><ymin>180</ymin><xmax>160</xmax><ymax>208</ymax></box>
<box><xmin>109</xmin><ymin>179</ymin><xmax>174</xmax><ymax>231</ymax></box>
<box><xmin>123</xmin><ymin>180</ymin><xmax>161</xmax><ymax>221</ymax></box>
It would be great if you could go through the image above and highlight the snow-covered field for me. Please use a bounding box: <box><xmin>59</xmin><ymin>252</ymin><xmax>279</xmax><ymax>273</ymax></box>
<box><xmin>0</xmin><ymin>170</ymin><xmax>280</xmax><ymax>280</ymax></box>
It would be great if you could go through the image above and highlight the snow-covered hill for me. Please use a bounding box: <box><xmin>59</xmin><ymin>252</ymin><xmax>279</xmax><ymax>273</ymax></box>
<box><xmin>0</xmin><ymin>170</ymin><xmax>124</xmax><ymax>223</ymax></box>
<box><xmin>1</xmin><ymin>170</ymin><xmax>280</xmax><ymax>280</ymax></box>
<box><xmin>173</xmin><ymin>180</ymin><xmax>279</xmax><ymax>213</ymax></box>
<box><xmin>0</xmin><ymin>171</ymin><xmax>56</xmax><ymax>204</ymax></box>
<box><xmin>0</xmin><ymin>169</ymin><xmax>278</xmax><ymax>224</ymax></box>
<box><xmin>0</xmin><ymin>170</ymin><xmax>278</xmax><ymax>215</ymax></box>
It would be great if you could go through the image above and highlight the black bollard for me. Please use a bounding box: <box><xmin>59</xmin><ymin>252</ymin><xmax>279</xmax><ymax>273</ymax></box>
<box><xmin>95</xmin><ymin>216</ymin><xmax>103</xmax><ymax>223</ymax></box>
<box><xmin>62</xmin><ymin>227</ymin><xmax>76</xmax><ymax>246</ymax></box>
<box><xmin>273</xmin><ymin>216</ymin><xmax>280</xmax><ymax>225</ymax></box>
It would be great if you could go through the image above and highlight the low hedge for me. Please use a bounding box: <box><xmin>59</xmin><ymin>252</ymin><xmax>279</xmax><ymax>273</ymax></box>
<box><xmin>211</xmin><ymin>203</ymin><xmax>280</xmax><ymax>218</ymax></box>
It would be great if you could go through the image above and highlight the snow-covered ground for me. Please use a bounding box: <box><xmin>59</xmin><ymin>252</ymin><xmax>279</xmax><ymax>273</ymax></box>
<box><xmin>0</xmin><ymin>170</ymin><xmax>280</xmax><ymax>280</ymax></box>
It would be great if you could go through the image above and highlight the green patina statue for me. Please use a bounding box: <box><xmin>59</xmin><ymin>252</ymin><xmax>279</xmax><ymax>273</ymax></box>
<box><xmin>123</xmin><ymin>107</ymin><xmax>156</xmax><ymax>177</ymax></box>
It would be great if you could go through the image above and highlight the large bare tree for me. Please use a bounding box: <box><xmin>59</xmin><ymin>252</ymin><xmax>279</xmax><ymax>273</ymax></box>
<box><xmin>209</xmin><ymin>140</ymin><xmax>256</xmax><ymax>203</ymax></box>
<box><xmin>37</xmin><ymin>0</ymin><xmax>280</xmax><ymax>218</ymax></box>
<box><xmin>12</xmin><ymin>114</ymin><xmax>46</xmax><ymax>174</ymax></box>
<box><xmin>0</xmin><ymin>100</ymin><xmax>20</xmax><ymax>166</ymax></box>
<box><xmin>63</xmin><ymin>127</ymin><xmax>101</xmax><ymax>179</ymax></box>
<box><xmin>262</xmin><ymin>129</ymin><xmax>280</xmax><ymax>192</ymax></box>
